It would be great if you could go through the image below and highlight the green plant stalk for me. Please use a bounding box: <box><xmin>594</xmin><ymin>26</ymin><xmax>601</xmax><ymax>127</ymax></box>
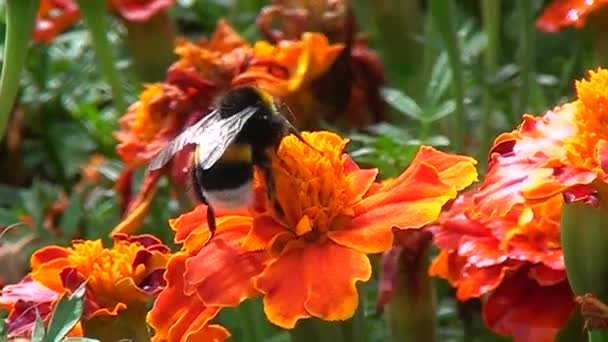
<box><xmin>589</xmin><ymin>7</ymin><xmax>608</xmax><ymax>68</ymax></box>
<box><xmin>429</xmin><ymin>0</ymin><xmax>466</xmax><ymax>153</ymax></box>
<box><xmin>0</xmin><ymin>0</ymin><xmax>40</xmax><ymax>140</ymax></box>
<box><xmin>125</xmin><ymin>10</ymin><xmax>176</xmax><ymax>82</ymax></box>
<box><xmin>370</xmin><ymin>0</ymin><xmax>423</xmax><ymax>92</ymax></box>
<box><xmin>386</xmin><ymin>242</ymin><xmax>436</xmax><ymax>342</ymax></box>
<box><xmin>479</xmin><ymin>0</ymin><xmax>500</xmax><ymax>171</ymax></box>
<box><xmin>516</xmin><ymin>0</ymin><xmax>533</xmax><ymax>122</ymax></box>
<box><xmin>561</xmin><ymin>193</ymin><xmax>608</xmax><ymax>341</ymax></box>
<box><xmin>290</xmin><ymin>295</ymin><xmax>365</xmax><ymax>342</ymax></box>
<box><xmin>237</xmin><ymin>297</ymin><xmax>267</xmax><ymax>342</ymax></box>
<box><xmin>75</xmin><ymin>0</ymin><xmax>127</xmax><ymax>112</ymax></box>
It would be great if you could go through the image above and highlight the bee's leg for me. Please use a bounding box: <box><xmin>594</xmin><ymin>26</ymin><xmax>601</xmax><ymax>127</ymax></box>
<box><xmin>254</xmin><ymin>149</ymin><xmax>285</xmax><ymax>217</ymax></box>
<box><xmin>191</xmin><ymin>164</ymin><xmax>217</xmax><ymax>243</ymax></box>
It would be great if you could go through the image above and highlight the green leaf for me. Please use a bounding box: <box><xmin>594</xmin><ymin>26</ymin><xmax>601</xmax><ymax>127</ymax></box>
<box><xmin>380</xmin><ymin>87</ymin><xmax>423</xmax><ymax>120</ymax></box>
<box><xmin>44</xmin><ymin>281</ymin><xmax>87</xmax><ymax>342</ymax></box>
<box><xmin>32</xmin><ymin>310</ymin><xmax>46</xmax><ymax>342</ymax></box>
<box><xmin>427</xmin><ymin>100</ymin><xmax>456</xmax><ymax>122</ymax></box>
<box><xmin>426</xmin><ymin>53</ymin><xmax>451</xmax><ymax>106</ymax></box>
<box><xmin>58</xmin><ymin>191</ymin><xmax>82</xmax><ymax>239</ymax></box>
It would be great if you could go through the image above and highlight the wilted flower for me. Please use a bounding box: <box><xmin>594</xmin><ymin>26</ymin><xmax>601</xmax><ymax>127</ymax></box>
<box><xmin>536</xmin><ymin>0</ymin><xmax>608</xmax><ymax>32</ymax></box>
<box><xmin>257</xmin><ymin>0</ymin><xmax>386</xmax><ymax>129</ymax></box>
<box><xmin>148</xmin><ymin>130</ymin><xmax>477</xmax><ymax>337</ymax></box>
<box><xmin>33</xmin><ymin>0</ymin><xmax>173</xmax><ymax>42</ymax></box>
<box><xmin>474</xmin><ymin>68</ymin><xmax>608</xmax><ymax>216</ymax></box>
<box><xmin>430</xmin><ymin>192</ymin><xmax>574</xmax><ymax>342</ymax></box>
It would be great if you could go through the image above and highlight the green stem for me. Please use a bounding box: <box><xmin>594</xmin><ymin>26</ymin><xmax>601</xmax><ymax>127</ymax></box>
<box><xmin>290</xmin><ymin>294</ymin><xmax>365</xmax><ymax>342</ymax></box>
<box><xmin>75</xmin><ymin>0</ymin><xmax>127</xmax><ymax>112</ymax></box>
<box><xmin>386</xmin><ymin>239</ymin><xmax>436</xmax><ymax>342</ymax></box>
<box><xmin>0</xmin><ymin>0</ymin><xmax>40</xmax><ymax>140</ymax></box>
<box><xmin>429</xmin><ymin>0</ymin><xmax>466</xmax><ymax>153</ymax></box>
<box><xmin>589</xmin><ymin>7</ymin><xmax>608</xmax><ymax>68</ymax></box>
<box><xmin>516</xmin><ymin>0</ymin><xmax>533</xmax><ymax>121</ymax></box>
<box><xmin>125</xmin><ymin>10</ymin><xmax>176</xmax><ymax>82</ymax></box>
<box><xmin>237</xmin><ymin>297</ymin><xmax>267</xmax><ymax>342</ymax></box>
<box><xmin>479</xmin><ymin>0</ymin><xmax>500</xmax><ymax>171</ymax></box>
<box><xmin>589</xmin><ymin>331</ymin><xmax>608</xmax><ymax>342</ymax></box>
<box><xmin>370</xmin><ymin>0</ymin><xmax>423</xmax><ymax>92</ymax></box>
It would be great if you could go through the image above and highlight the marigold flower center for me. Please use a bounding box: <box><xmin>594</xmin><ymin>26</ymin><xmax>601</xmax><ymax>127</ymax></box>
<box><xmin>67</xmin><ymin>240</ymin><xmax>147</xmax><ymax>305</ymax></box>
<box><xmin>269</xmin><ymin>132</ymin><xmax>352</xmax><ymax>239</ymax></box>
<box><xmin>564</xmin><ymin>69</ymin><xmax>608</xmax><ymax>171</ymax></box>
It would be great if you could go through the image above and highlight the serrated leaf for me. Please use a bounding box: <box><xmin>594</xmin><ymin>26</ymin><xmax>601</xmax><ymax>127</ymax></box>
<box><xmin>380</xmin><ymin>87</ymin><xmax>423</xmax><ymax>120</ymax></box>
<box><xmin>32</xmin><ymin>310</ymin><xmax>46</xmax><ymax>342</ymax></box>
<box><xmin>44</xmin><ymin>281</ymin><xmax>86</xmax><ymax>342</ymax></box>
<box><xmin>426</xmin><ymin>53</ymin><xmax>452</xmax><ymax>105</ymax></box>
<box><xmin>58</xmin><ymin>192</ymin><xmax>82</xmax><ymax>239</ymax></box>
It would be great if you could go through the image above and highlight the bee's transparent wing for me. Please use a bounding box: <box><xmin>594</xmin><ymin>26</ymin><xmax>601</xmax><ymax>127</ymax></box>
<box><xmin>196</xmin><ymin>106</ymin><xmax>258</xmax><ymax>170</ymax></box>
<box><xmin>147</xmin><ymin>106</ymin><xmax>257</xmax><ymax>171</ymax></box>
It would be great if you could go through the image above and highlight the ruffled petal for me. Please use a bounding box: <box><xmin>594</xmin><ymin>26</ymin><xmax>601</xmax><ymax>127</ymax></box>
<box><xmin>483</xmin><ymin>269</ymin><xmax>575</xmax><ymax>342</ymax></box>
<box><xmin>183</xmin><ymin>223</ymin><xmax>266</xmax><ymax>306</ymax></box>
<box><xmin>330</xmin><ymin>162</ymin><xmax>456</xmax><ymax>254</ymax></box>
<box><xmin>255</xmin><ymin>240</ymin><xmax>371</xmax><ymax>328</ymax></box>
<box><xmin>148</xmin><ymin>253</ymin><xmax>230</xmax><ymax>342</ymax></box>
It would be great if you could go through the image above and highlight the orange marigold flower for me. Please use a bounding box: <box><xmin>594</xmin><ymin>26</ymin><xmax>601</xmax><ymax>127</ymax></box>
<box><xmin>0</xmin><ymin>276</ymin><xmax>82</xmax><ymax>338</ymax></box>
<box><xmin>152</xmin><ymin>131</ymin><xmax>477</xmax><ymax>334</ymax></box>
<box><xmin>34</xmin><ymin>0</ymin><xmax>80</xmax><ymax>43</ymax></box>
<box><xmin>29</xmin><ymin>234</ymin><xmax>169</xmax><ymax>318</ymax></box>
<box><xmin>430</xmin><ymin>192</ymin><xmax>575</xmax><ymax>342</ymax></box>
<box><xmin>536</xmin><ymin>0</ymin><xmax>608</xmax><ymax>32</ymax></box>
<box><xmin>474</xmin><ymin>69</ymin><xmax>608</xmax><ymax>216</ymax></box>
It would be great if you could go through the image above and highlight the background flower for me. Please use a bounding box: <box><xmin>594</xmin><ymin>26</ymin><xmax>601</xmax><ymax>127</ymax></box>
<box><xmin>430</xmin><ymin>192</ymin><xmax>574</xmax><ymax>342</ymax></box>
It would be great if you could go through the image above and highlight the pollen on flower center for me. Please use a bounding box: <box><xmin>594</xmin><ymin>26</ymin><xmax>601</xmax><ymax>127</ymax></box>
<box><xmin>565</xmin><ymin>68</ymin><xmax>608</xmax><ymax>171</ymax></box>
<box><xmin>269</xmin><ymin>132</ymin><xmax>353</xmax><ymax>238</ymax></box>
<box><xmin>67</xmin><ymin>240</ymin><xmax>145</xmax><ymax>304</ymax></box>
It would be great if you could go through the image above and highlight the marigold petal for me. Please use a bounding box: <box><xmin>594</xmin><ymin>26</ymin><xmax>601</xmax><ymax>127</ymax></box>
<box><xmin>30</xmin><ymin>246</ymin><xmax>71</xmax><ymax>268</ymax></box>
<box><xmin>597</xmin><ymin>139</ymin><xmax>608</xmax><ymax>174</ymax></box>
<box><xmin>110</xmin><ymin>0</ymin><xmax>173</xmax><ymax>22</ymax></box>
<box><xmin>244</xmin><ymin>213</ymin><xmax>293</xmax><ymax>251</ymax></box>
<box><xmin>483</xmin><ymin>269</ymin><xmax>575</xmax><ymax>342</ymax></box>
<box><xmin>404</xmin><ymin>146</ymin><xmax>478</xmax><ymax>191</ymax></box>
<box><xmin>331</xmin><ymin>163</ymin><xmax>457</xmax><ymax>254</ymax></box>
<box><xmin>536</xmin><ymin>0</ymin><xmax>608</xmax><ymax>32</ymax></box>
<box><xmin>112</xmin><ymin>172</ymin><xmax>160</xmax><ymax>235</ymax></box>
<box><xmin>456</xmin><ymin>262</ymin><xmax>522</xmax><ymax>301</ymax></box>
<box><xmin>255</xmin><ymin>240</ymin><xmax>371</xmax><ymax>328</ymax></box>
<box><xmin>148</xmin><ymin>253</ymin><xmax>229</xmax><ymax>342</ymax></box>
<box><xmin>31</xmin><ymin>258</ymin><xmax>72</xmax><ymax>293</ymax></box>
<box><xmin>428</xmin><ymin>251</ymin><xmax>466</xmax><ymax>287</ymax></box>
<box><xmin>346</xmin><ymin>169</ymin><xmax>378</xmax><ymax>204</ymax></box>
<box><xmin>183</xmin><ymin>223</ymin><xmax>266</xmax><ymax>306</ymax></box>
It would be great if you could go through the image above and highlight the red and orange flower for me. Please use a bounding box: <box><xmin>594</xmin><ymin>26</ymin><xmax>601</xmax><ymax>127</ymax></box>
<box><xmin>0</xmin><ymin>234</ymin><xmax>170</xmax><ymax>337</ymax></box>
<box><xmin>536</xmin><ymin>0</ymin><xmax>608</xmax><ymax>32</ymax></box>
<box><xmin>147</xmin><ymin>130</ymin><xmax>477</xmax><ymax>337</ymax></box>
<box><xmin>430</xmin><ymin>192</ymin><xmax>574</xmax><ymax>342</ymax></box>
<box><xmin>113</xmin><ymin>22</ymin><xmax>343</xmax><ymax>235</ymax></box>
<box><xmin>33</xmin><ymin>0</ymin><xmax>173</xmax><ymax>43</ymax></box>
<box><xmin>474</xmin><ymin>68</ymin><xmax>608</xmax><ymax>216</ymax></box>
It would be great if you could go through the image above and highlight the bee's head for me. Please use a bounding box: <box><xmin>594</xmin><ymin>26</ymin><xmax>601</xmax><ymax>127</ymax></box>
<box><xmin>219</xmin><ymin>86</ymin><xmax>274</xmax><ymax>119</ymax></box>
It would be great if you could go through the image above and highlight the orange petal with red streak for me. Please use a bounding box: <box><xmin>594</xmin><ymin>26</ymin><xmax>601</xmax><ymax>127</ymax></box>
<box><xmin>255</xmin><ymin>240</ymin><xmax>371</xmax><ymax>328</ymax></box>
<box><xmin>147</xmin><ymin>253</ymin><xmax>230</xmax><ymax>342</ymax></box>
<box><xmin>30</xmin><ymin>246</ymin><xmax>70</xmax><ymax>268</ymax></box>
<box><xmin>330</xmin><ymin>163</ymin><xmax>456</xmax><ymax>254</ymax></box>
<box><xmin>536</xmin><ymin>0</ymin><xmax>608</xmax><ymax>32</ymax></box>
<box><xmin>183</xmin><ymin>223</ymin><xmax>266</xmax><ymax>306</ymax></box>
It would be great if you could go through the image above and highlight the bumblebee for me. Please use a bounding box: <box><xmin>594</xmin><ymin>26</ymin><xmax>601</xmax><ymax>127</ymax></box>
<box><xmin>148</xmin><ymin>86</ymin><xmax>313</xmax><ymax>239</ymax></box>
